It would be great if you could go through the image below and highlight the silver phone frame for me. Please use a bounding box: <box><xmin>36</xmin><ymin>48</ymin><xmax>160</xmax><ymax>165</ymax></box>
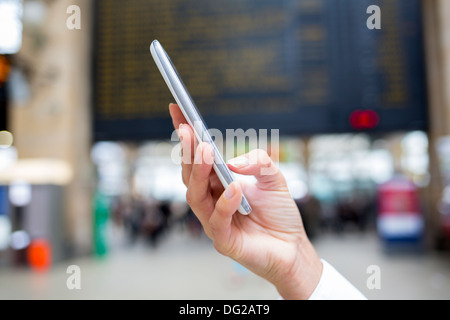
<box><xmin>150</xmin><ymin>40</ymin><xmax>251</xmax><ymax>215</ymax></box>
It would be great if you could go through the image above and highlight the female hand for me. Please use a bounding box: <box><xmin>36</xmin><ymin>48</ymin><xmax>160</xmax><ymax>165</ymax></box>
<box><xmin>169</xmin><ymin>103</ymin><xmax>323</xmax><ymax>299</ymax></box>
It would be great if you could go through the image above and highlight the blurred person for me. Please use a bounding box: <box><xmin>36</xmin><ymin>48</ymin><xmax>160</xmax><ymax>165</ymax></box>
<box><xmin>141</xmin><ymin>200</ymin><xmax>163</xmax><ymax>246</ymax></box>
<box><xmin>126</xmin><ymin>194</ymin><xmax>146</xmax><ymax>243</ymax></box>
<box><xmin>148</xmin><ymin>201</ymin><xmax>171</xmax><ymax>246</ymax></box>
<box><xmin>294</xmin><ymin>194</ymin><xmax>321</xmax><ymax>239</ymax></box>
<box><xmin>169</xmin><ymin>104</ymin><xmax>366</xmax><ymax>300</ymax></box>
<box><xmin>183</xmin><ymin>206</ymin><xmax>204</xmax><ymax>238</ymax></box>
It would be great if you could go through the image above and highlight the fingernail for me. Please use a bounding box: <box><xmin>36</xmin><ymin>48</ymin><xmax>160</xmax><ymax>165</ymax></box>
<box><xmin>227</xmin><ymin>156</ymin><xmax>249</xmax><ymax>168</ymax></box>
<box><xmin>224</xmin><ymin>184</ymin><xmax>235</xmax><ymax>200</ymax></box>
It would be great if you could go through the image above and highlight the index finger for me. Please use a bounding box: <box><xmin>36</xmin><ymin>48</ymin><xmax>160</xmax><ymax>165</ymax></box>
<box><xmin>169</xmin><ymin>103</ymin><xmax>187</xmax><ymax>129</ymax></box>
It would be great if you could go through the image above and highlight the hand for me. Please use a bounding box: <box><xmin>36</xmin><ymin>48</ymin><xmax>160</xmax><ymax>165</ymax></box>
<box><xmin>169</xmin><ymin>103</ymin><xmax>323</xmax><ymax>299</ymax></box>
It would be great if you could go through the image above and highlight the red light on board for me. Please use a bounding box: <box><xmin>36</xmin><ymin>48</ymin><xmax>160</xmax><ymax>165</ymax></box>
<box><xmin>349</xmin><ymin>109</ymin><xmax>380</xmax><ymax>130</ymax></box>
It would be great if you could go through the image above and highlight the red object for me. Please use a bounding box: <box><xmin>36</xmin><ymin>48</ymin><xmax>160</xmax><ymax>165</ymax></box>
<box><xmin>443</xmin><ymin>216</ymin><xmax>450</xmax><ymax>239</ymax></box>
<box><xmin>377</xmin><ymin>176</ymin><xmax>423</xmax><ymax>240</ymax></box>
<box><xmin>378</xmin><ymin>179</ymin><xmax>420</xmax><ymax>214</ymax></box>
<box><xmin>349</xmin><ymin>109</ymin><xmax>380</xmax><ymax>130</ymax></box>
<box><xmin>27</xmin><ymin>239</ymin><xmax>52</xmax><ymax>272</ymax></box>
<box><xmin>0</xmin><ymin>55</ymin><xmax>10</xmax><ymax>85</ymax></box>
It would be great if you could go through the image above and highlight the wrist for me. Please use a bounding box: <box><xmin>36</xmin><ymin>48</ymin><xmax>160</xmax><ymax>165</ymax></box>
<box><xmin>273</xmin><ymin>238</ymin><xmax>323</xmax><ymax>300</ymax></box>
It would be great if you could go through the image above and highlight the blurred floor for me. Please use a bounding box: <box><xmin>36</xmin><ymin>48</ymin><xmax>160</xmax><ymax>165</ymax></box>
<box><xmin>314</xmin><ymin>232</ymin><xmax>450</xmax><ymax>300</ymax></box>
<box><xmin>1</xmin><ymin>227</ymin><xmax>450</xmax><ymax>300</ymax></box>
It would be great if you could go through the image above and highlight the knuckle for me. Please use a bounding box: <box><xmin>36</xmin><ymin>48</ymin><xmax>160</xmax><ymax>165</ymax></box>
<box><xmin>246</xmin><ymin>149</ymin><xmax>270</xmax><ymax>167</ymax></box>
<box><xmin>203</xmin><ymin>227</ymin><xmax>213</xmax><ymax>240</ymax></box>
<box><xmin>256</xmin><ymin>148</ymin><xmax>269</xmax><ymax>156</ymax></box>
<box><xmin>182</xmin><ymin>175</ymin><xmax>189</xmax><ymax>187</ymax></box>
<box><xmin>212</xmin><ymin>239</ymin><xmax>227</xmax><ymax>255</ymax></box>
<box><xmin>208</xmin><ymin>217</ymin><xmax>218</xmax><ymax>235</ymax></box>
<box><xmin>191</xmin><ymin>166</ymin><xmax>201</xmax><ymax>180</ymax></box>
<box><xmin>256</xmin><ymin>149</ymin><xmax>271</xmax><ymax>163</ymax></box>
<box><xmin>185</xmin><ymin>188</ymin><xmax>194</xmax><ymax>206</ymax></box>
<box><xmin>212</xmin><ymin>239</ymin><xmax>236</xmax><ymax>258</ymax></box>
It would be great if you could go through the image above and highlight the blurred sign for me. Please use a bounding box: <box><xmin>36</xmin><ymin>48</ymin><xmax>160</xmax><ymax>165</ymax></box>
<box><xmin>377</xmin><ymin>175</ymin><xmax>423</xmax><ymax>242</ymax></box>
<box><xmin>93</xmin><ymin>0</ymin><xmax>427</xmax><ymax>140</ymax></box>
<box><xmin>0</xmin><ymin>186</ymin><xmax>10</xmax><ymax>251</ymax></box>
<box><xmin>0</xmin><ymin>185</ymin><xmax>8</xmax><ymax>216</ymax></box>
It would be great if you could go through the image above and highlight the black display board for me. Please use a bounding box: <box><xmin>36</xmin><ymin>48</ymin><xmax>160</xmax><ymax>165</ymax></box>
<box><xmin>93</xmin><ymin>0</ymin><xmax>427</xmax><ymax>141</ymax></box>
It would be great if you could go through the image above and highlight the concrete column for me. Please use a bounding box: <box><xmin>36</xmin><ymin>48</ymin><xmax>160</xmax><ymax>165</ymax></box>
<box><xmin>422</xmin><ymin>0</ymin><xmax>450</xmax><ymax>245</ymax></box>
<box><xmin>11</xmin><ymin>0</ymin><xmax>93</xmax><ymax>255</ymax></box>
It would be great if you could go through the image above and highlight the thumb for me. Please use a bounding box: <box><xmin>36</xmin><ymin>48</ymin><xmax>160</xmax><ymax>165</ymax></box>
<box><xmin>208</xmin><ymin>182</ymin><xmax>242</xmax><ymax>257</ymax></box>
<box><xmin>227</xmin><ymin>149</ymin><xmax>288</xmax><ymax>191</ymax></box>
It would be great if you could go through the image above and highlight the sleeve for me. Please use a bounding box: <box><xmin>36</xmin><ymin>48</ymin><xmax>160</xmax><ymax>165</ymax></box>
<box><xmin>308</xmin><ymin>259</ymin><xmax>367</xmax><ymax>300</ymax></box>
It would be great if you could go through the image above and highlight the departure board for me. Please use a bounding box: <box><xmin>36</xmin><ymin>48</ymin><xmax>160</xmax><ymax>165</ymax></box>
<box><xmin>93</xmin><ymin>0</ymin><xmax>427</xmax><ymax>141</ymax></box>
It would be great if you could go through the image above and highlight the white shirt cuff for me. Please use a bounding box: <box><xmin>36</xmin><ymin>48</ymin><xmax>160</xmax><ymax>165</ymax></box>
<box><xmin>308</xmin><ymin>259</ymin><xmax>367</xmax><ymax>300</ymax></box>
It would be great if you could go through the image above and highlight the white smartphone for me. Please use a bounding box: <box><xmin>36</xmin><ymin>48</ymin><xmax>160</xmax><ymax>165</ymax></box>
<box><xmin>150</xmin><ymin>40</ymin><xmax>252</xmax><ymax>215</ymax></box>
